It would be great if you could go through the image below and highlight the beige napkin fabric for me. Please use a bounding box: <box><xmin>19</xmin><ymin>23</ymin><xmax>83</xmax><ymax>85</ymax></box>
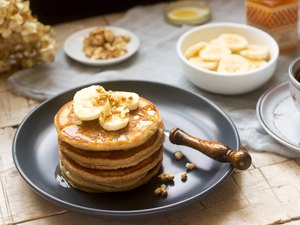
<box><xmin>8</xmin><ymin>0</ymin><xmax>300</xmax><ymax>157</ymax></box>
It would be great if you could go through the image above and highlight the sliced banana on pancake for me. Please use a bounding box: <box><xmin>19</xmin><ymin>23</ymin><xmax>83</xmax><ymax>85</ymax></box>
<box><xmin>239</xmin><ymin>44</ymin><xmax>269</xmax><ymax>60</ymax></box>
<box><xmin>99</xmin><ymin>114</ymin><xmax>130</xmax><ymax>131</ymax></box>
<box><xmin>217</xmin><ymin>33</ymin><xmax>248</xmax><ymax>52</ymax></box>
<box><xmin>99</xmin><ymin>100</ymin><xmax>130</xmax><ymax>131</ymax></box>
<box><xmin>218</xmin><ymin>54</ymin><xmax>249</xmax><ymax>73</ymax></box>
<box><xmin>110</xmin><ymin>91</ymin><xmax>139</xmax><ymax>110</ymax></box>
<box><xmin>73</xmin><ymin>85</ymin><xmax>106</xmax><ymax>121</ymax></box>
<box><xmin>199</xmin><ymin>44</ymin><xmax>231</xmax><ymax>61</ymax></box>
<box><xmin>73</xmin><ymin>85</ymin><xmax>140</xmax><ymax>131</ymax></box>
<box><xmin>101</xmin><ymin>91</ymin><xmax>139</xmax><ymax>130</ymax></box>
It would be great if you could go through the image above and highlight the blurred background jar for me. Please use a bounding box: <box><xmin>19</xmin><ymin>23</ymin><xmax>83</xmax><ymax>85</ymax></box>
<box><xmin>246</xmin><ymin>0</ymin><xmax>298</xmax><ymax>52</ymax></box>
<box><xmin>30</xmin><ymin>0</ymin><xmax>171</xmax><ymax>24</ymax></box>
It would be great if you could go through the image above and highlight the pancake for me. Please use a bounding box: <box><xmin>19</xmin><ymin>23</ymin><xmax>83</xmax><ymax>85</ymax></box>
<box><xmin>59</xmin><ymin>147</ymin><xmax>163</xmax><ymax>192</ymax></box>
<box><xmin>54</xmin><ymin>97</ymin><xmax>162</xmax><ymax>151</ymax></box>
<box><xmin>60</xmin><ymin>160</ymin><xmax>162</xmax><ymax>193</ymax></box>
<box><xmin>59</xmin><ymin>147</ymin><xmax>163</xmax><ymax>186</ymax></box>
<box><xmin>54</xmin><ymin>88</ymin><xmax>165</xmax><ymax>193</ymax></box>
<box><xmin>59</xmin><ymin>124</ymin><xmax>165</xmax><ymax>170</ymax></box>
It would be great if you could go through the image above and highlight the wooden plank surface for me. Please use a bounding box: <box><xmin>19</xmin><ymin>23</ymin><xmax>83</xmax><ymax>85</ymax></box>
<box><xmin>1</xmin><ymin>11</ymin><xmax>300</xmax><ymax>225</ymax></box>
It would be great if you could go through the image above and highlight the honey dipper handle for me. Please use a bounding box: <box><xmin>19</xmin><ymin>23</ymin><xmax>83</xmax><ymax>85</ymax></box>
<box><xmin>169</xmin><ymin>128</ymin><xmax>252</xmax><ymax>170</ymax></box>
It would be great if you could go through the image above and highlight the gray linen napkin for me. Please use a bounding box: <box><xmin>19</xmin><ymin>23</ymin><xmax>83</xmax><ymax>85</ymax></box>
<box><xmin>8</xmin><ymin>0</ymin><xmax>300</xmax><ymax>157</ymax></box>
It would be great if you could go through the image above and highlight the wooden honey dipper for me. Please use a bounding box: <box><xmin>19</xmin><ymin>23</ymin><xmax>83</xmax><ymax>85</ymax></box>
<box><xmin>169</xmin><ymin>128</ymin><xmax>252</xmax><ymax>170</ymax></box>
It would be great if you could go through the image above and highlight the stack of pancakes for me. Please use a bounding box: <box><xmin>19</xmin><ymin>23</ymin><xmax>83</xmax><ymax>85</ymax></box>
<box><xmin>54</xmin><ymin>97</ymin><xmax>164</xmax><ymax>192</ymax></box>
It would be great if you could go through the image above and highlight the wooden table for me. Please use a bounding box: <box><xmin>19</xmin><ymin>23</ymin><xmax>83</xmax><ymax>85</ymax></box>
<box><xmin>1</xmin><ymin>12</ymin><xmax>300</xmax><ymax>225</ymax></box>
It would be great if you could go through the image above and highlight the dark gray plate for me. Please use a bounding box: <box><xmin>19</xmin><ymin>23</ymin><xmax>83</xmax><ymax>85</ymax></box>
<box><xmin>13</xmin><ymin>80</ymin><xmax>240</xmax><ymax>217</ymax></box>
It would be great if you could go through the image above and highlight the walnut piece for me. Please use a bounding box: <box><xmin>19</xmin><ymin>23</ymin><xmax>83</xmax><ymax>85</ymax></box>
<box><xmin>83</xmin><ymin>27</ymin><xmax>130</xmax><ymax>60</ymax></box>
<box><xmin>181</xmin><ymin>172</ymin><xmax>188</xmax><ymax>181</ymax></box>
<box><xmin>186</xmin><ymin>162</ymin><xmax>196</xmax><ymax>170</ymax></box>
<box><xmin>154</xmin><ymin>184</ymin><xmax>168</xmax><ymax>197</ymax></box>
<box><xmin>174</xmin><ymin>151</ymin><xmax>184</xmax><ymax>160</ymax></box>
<box><xmin>158</xmin><ymin>172</ymin><xmax>174</xmax><ymax>182</ymax></box>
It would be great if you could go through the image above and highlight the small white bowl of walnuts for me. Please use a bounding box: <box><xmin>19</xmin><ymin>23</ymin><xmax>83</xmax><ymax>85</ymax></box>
<box><xmin>64</xmin><ymin>26</ymin><xmax>140</xmax><ymax>66</ymax></box>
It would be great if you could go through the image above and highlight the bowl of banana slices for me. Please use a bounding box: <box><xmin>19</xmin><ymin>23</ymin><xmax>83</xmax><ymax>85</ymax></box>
<box><xmin>177</xmin><ymin>22</ymin><xmax>279</xmax><ymax>95</ymax></box>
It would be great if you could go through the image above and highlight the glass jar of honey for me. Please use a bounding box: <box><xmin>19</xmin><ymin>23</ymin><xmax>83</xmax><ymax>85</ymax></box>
<box><xmin>164</xmin><ymin>1</ymin><xmax>211</xmax><ymax>26</ymax></box>
<box><xmin>246</xmin><ymin>0</ymin><xmax>298</xmax><ymax>52</ymax></box>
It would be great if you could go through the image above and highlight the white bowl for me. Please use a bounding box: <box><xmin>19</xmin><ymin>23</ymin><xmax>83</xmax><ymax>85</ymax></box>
<box><xmin>177</xmin><ymin>22</ymin><xmax>279</xmax><ymax>95</ymax></box>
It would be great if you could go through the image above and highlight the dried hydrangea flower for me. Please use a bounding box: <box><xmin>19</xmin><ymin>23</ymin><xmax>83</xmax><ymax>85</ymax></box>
<box><xmin>0</xmin><ymin>0</ymin><xmax>57</xmax><ymax>73</ymax></box>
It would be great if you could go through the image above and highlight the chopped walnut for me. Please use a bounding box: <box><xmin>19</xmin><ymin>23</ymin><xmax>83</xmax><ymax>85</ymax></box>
<box><xmin>83</xmin><ymin>27</ymin><xmax>130</xmax><ymax>60</ymax></box>
<box><xmin>154</xmin><ymin>187</ymin><xmax>162</xmax><ymax>196</ymax></box>
<box><xmin>181</xmin><ymin>172</ymin><xmax>188</xmax><ymax>181</ymax></box>
<box><xmin>186</xmin><ymin>162</ymin><xmax>196</xmax><ymax>170</ymax></box>
<box><xmin>154</xmin><ymin>184</ymin><xmax>168</xmax><ymax>197</ymax></box>
<box><xmin>158</xmin><ymin>172</ymin><xmax>174</xmax><ymax>182</ymax></box>
<box><xmin>174</xmin><ymin>151</ymin><xmax>184</xmax><ymax>160</ymax></box>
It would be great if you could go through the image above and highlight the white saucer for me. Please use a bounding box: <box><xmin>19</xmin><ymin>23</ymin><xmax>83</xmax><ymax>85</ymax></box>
<box><xmin>257</xmin><ymin>81</ymin><xmax>300</xmax><ymax>152</ymax></box>
<box><xmin>63</xmin><ymin>26</ymin><xmax>140</xmax><ymax>66</ymax></box>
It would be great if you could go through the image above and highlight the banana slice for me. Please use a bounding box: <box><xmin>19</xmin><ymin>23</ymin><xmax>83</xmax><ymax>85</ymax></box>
<box><xmin>73</xmin><ymin>85</ymin><xmax>139</xmax><ymax>131</ymax></box>
<box><xmin>209</xmin><ymin>38</ymin><xmax>221</xmax><ymax>45</ymax></box>
<box><xmin>73</xmin><ymin>85</ymin><xmax>106</xmax><ymax>121</ymax></box>
<box><xmin>189</xmin><ymin>57</ymin><xmax>218</xmax><ymax>70</ymax></box>
<box><xmin>217</xmin><ymin>33</ymin><xmax>248</xmax><ymax>52</ymax></box>
<box><xmin>240</xmin><ymin>44</ymin><xmax>269</xmax><ymax>60</ymax></box>
<box><xmin>99</xmin><ymin>101</ymin><xmax>130</xmax><ymax>131</ymax></box>
<box><xmin>110</xmin><ymin>91</ymin><xmax>139</xmax><ymax>110</ymax></box>
<box><xmin>200</xmin><ymin>44</ymin><xmax>231</xmax><ymax>62</ymax></box>
<box><xmin>99</xmin><ymin>113</ymin><xmax>130</xmax><ymax>131</ymax></box>
<box><xmin>218</xmin><ymin>54</ymin><xmax>249</xmax><ymax>73</ymax></box>
<box><xmin>247</xmin><ymin>59</ymin><xmax>267</xmax><ymax>71</ymax></box>
<box><xmin>184</xmin><ymin>42</ymin><xmax>207</xmax><ymax>59</ymax></box>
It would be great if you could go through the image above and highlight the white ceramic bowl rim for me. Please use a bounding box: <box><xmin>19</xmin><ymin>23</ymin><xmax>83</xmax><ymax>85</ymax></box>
<box><xmin>177</xmin><ymin>22</ymin><xmax>279</xmax><ymax>77</ymax></box>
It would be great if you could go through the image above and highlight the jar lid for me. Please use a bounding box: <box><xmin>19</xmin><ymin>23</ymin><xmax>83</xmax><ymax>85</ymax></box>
<box><xmin>164</xmin><ymin>1</ymin><xmax>211</xmax><ymax>26</ymax></box>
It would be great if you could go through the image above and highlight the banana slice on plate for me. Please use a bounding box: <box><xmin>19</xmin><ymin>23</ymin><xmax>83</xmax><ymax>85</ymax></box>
<box><xmin>73</xmin><ymin>85</ymin><xmax>106</xmax><ymax>121</ymax></box>
<box><xmin>247</xmin><ymin>59</ymin><xmax>267</xmax><ymax>71</ymax></box>
<box><xmin>217</xmin><ymin>33</ymin><xmax>248</xmax><ymax>52</ymax></box>
<box><xmin>189</xmin><ymin>57</ymin><xmax>218</xmax><ymax>70</ymax></box>
<box><xmin>184</xmin><ymin>41</ymin><xmax>207</xmax><ymax>59</ymax></box>
<box><xmin>240</xmin><ymin>44</ymin><xmax>269</xmax><ymax>60</ymax></box>
<box><xmin>218</xmin><ymin>54</ymin><xmax>249</xmax><ymax>73</ymax></box>
<box><xmin>200</xmin><ymin>44</ymin><xmax>231</xmax><ymax>61</ymax></box>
